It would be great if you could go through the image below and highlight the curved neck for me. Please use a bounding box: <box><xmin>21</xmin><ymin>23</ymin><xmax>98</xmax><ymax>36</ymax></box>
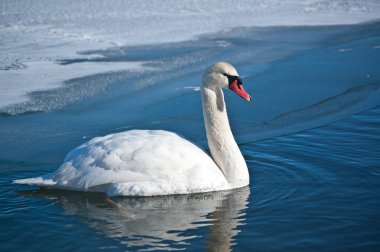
<box><xmin>201</xmin><ymin>84</ymin><xmax>249</xmax><ymax>188</ymax></box>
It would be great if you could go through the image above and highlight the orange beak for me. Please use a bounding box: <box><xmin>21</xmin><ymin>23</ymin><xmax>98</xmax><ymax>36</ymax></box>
<box><xmin>229</xmin><ymin>79</ymin><xmax>252</xmax><ymax>102</ymax></box>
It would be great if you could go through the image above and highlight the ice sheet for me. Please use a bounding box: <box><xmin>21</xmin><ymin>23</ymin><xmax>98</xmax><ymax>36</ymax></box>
<box><xmin>0</xmin><ymin>61</ymin><xmax>143</xmax><ymax>107</ymax></box>
<box><xmin>1</xmin><ymin>0</ymin><xmax>380</xmax><ymax>108</ymax></box>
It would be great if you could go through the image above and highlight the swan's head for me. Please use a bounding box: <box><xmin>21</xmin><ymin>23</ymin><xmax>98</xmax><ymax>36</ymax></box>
<box><xmin>203</xmin><ymin>62</ymin><xmax>252</xmax><ymax>102</ymax></box>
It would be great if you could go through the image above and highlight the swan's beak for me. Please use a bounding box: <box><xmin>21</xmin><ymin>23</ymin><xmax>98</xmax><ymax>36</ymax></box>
<box><xmin>229</xmin><ymin>79</ymin><xmax>252</xmax><ymax>102</ymax></box>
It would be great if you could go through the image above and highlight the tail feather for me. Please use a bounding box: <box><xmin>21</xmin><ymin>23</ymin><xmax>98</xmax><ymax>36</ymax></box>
<box><xmin>13</xmin><ymin>174</ymin><xmax>56</xmax><ymax>187</ymax></box>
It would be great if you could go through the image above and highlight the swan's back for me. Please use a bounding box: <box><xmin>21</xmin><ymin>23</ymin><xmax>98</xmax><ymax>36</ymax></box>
<box><xmin>16</xmin><ymin>130</ymin><xmax>229</xmax><ymax>196</ymax></box>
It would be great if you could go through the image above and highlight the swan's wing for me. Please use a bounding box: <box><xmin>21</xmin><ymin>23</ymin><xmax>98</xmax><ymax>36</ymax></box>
<box><xmin>15</xmin><ymin>130</ymin><xmax>229</xmax><ymax>196</ymax></box>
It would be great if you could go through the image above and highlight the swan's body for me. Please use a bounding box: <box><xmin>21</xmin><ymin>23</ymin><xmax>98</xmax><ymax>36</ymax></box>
<box><xmin>15</xmin><ymin>62</ymin><xmax>252</xmax><ymax>196</ymax></box>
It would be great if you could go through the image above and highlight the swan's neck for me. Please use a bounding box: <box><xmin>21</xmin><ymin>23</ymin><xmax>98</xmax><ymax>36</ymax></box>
<box><xmin>201</xmin><ymin>84</ymin><xmax>249</xmax><ymax>188</ymax></box>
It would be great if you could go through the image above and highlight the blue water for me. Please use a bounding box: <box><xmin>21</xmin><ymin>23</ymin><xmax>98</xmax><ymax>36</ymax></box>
<box><xmin>1</xmin><ymin>21</ymin><xmax>380</xmax><ymax>251</ymax></box>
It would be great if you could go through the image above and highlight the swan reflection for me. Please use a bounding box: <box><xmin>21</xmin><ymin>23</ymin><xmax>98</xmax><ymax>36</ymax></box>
<box><xmin>19</xmin><ymin>187</ymin><xmax>249</xmax><ymax>251</ymax></box>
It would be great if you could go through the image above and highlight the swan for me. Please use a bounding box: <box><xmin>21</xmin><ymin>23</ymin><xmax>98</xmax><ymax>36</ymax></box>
<box><xmin>14</xmin><ymin>62</ymin><xmax>252</xmax><ymax>196</ymax></box>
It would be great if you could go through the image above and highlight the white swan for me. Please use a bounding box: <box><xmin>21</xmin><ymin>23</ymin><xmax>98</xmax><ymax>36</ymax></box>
<box><xmin>14</xmin><ymin>62</ymin><xmax>252</xmax><ymax>196</ymax></box>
